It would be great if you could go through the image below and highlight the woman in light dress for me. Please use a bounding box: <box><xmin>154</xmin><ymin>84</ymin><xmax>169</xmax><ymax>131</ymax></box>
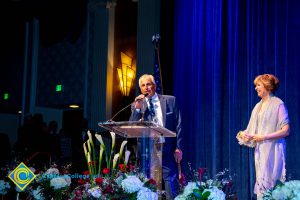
<box><xmin>237</xmin><ymin>74</ymin><xmax>290</xmax><ymax>199</ymax></box>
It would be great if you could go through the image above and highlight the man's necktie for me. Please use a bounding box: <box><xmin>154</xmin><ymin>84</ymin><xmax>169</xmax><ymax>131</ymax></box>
<box><xmin>149</xmin><ymin>98</ymin><xmax>155</xmax><ymax>116</ymax></box>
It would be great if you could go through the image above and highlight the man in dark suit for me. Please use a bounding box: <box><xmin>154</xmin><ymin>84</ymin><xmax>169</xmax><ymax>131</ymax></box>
<box><xmin>129</xmin><ymin>74</ymin><xmax>183</xmax><ymax>199</ymax></box>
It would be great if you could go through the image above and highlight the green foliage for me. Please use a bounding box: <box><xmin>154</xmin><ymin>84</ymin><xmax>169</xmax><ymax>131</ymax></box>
<box><xmin>192</xmin><ymin>187</ymin><xmax>211</xmax><ymax>200</ymax></box>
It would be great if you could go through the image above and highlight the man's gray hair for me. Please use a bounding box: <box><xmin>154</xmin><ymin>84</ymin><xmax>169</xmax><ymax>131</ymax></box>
<box><xmin>138</xmin><ymin>74</ymin><xmax>156</xmax><ymax>87</ymax></box>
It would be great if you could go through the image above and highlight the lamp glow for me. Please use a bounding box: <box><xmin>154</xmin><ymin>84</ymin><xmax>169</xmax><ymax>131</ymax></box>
<box><xmin>117</xmin><ymin>52</ymin><xmax>136</xmax><ymax>96</ymax></box>
<box><xmin>69</xmin><ymin>104</ymin><xmax>79</xmax><ymax>108</ymax></box>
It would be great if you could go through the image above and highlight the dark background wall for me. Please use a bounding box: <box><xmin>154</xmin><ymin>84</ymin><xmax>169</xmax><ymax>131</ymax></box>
<box><xmin>1</xmin><ymin>0</ymin><xmax>88</xmax><ymax>111</ymax></box>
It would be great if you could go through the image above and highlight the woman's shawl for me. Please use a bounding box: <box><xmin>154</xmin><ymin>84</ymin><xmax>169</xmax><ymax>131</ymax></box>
<box><xmin>238</xmin><ymin>96</ymin><xmax>289</xmax><ymax>148</ymax></box>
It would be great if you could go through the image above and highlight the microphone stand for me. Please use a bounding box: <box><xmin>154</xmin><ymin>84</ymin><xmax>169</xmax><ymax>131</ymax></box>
<box><xmin>108</xmin><ymin>93</ymin><xmax>149</xmax><ymax>122</ymax></box>
<box><xmin>108</xmin><ymin>101</ymin><xmax>134</xmax><ymax>122</ymax></box>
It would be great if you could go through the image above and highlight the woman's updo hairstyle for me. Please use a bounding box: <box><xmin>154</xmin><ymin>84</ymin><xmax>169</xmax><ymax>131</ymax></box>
<box><xmin>254</xmin><ymin>74</ymin><xmax>279</xmax><ymax>93</ymax></box>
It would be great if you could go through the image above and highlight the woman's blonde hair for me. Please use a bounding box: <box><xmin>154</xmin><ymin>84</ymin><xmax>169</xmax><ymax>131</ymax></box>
<box><xmin>254</xmin><ymin>74</ymin><xmax>279</xmax><ymax>93</ymax></box>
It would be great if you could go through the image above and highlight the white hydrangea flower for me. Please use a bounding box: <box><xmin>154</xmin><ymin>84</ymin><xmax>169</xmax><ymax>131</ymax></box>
<box><xmin>272</xmin><ymin>188</ymin><xmax>289</xmax><ymax>200</ymax></box>
<box><xmin>286</xmin><ymin>180</ymin><xmax>300</xmax><ymax>191</ymax></box>
<box><xmin>137</xmin><ymin>187</ymin><xmax>158</xmax><ymax>200</ymax></box>
<box><xmin>262</xmin><ymin>180</ymin><xmax>300</xmax><ymax>200</ymax></box>
<box><xmin>206</xmin><ymin>179</ymin><xmax>213</xmax><ymax>186</ymax></box>
<box><xmin>182</xmin><ymin>182</ymin><xmax>198</xmax><ymax>197</ymax></box>
<box><xmin>88</xmin><ymin>186</ymin><xmax>102</xmax><ymax>198</ymax></box>
<box><xmin>293</xmin><ymin>192</ymin><xmax>300</xmax><ymax>200</ymax></box>
<box><xmin>50</xmin><ymin>177</ymin><xmax>69</xmax><ymax>189</ymax></box>
<box><xmin>204</xmin><ymin>186</ymin><xmax>225</xmax><ymax>200</ymax></box>
<box><xmin>0</xmin><ymin>180</ymin><xmax>11</xmax><ymax>195</ymax></box>
<box><xmin>281</xmin><ymin>186</ymin><xmax>293</xmax><ymax>198</ymax></box>
<box><xmin>29</xmin><ymin>167</ymin><xmax>36</xmax><ymax>173</ymax></box>
<box><xmin>44</xmin><ymin>168</ymin><xmax>59</xmax><ymax>175</ymax></box>
<box><xmin>32</xmin><ymin>186</ymin><xmax>44</xmax><ymax>200</ymax></box>
<box><xmin>63</xmin><ymin>175</ymin><xmax>72</xmax><ymax>186</ymax></box>
<box><xmin>121</xmin><ymin>175</ymin><xmax>144</xmax><ymax>193</ymax></box>
<box><xmin>174</xmin><ymin>194</ymin><xmax>186</xmax><ymax>200</ymax></box>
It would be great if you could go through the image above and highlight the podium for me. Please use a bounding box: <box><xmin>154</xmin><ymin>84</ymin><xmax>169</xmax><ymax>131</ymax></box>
<box><xmin>98</xmin><ymin>121</ymin><xmax>176</xmax><ymax>138</ymax></box>
<box><xmin>98</xmin><ymin>121</ymin><xmax>176</xmax><ymax>192</ymax></box>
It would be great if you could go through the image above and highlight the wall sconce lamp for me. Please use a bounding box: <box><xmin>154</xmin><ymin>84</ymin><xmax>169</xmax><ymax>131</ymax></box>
<box><xmin>117</xmin><ymin>52</ymin><xmax>136</xmax><ymax>96</ymax></box>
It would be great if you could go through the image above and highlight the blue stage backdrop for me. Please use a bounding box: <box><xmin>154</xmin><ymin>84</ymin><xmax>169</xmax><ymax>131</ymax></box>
<box><xmin>173</xmin><ymin>0</ymin><xmax>300</xmax><ymax>199</ymax></box>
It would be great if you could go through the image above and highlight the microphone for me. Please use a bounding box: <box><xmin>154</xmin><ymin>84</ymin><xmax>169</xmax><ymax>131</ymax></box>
<box><xmin>135</xmin><ymin>93</ymin><xmax>149</xmax><ymax>101</ymax></box>
<box><xmin>108</xmin><ymin>93</ymin><xmax>149</xmax><ymax>122</ymax></box>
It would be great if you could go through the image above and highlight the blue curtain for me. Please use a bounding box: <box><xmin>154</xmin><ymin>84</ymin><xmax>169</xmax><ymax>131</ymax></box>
<box><xmin>173</xmin><ymin>0</ymin><xmax>300</xmax><ymax>199</ymax></box>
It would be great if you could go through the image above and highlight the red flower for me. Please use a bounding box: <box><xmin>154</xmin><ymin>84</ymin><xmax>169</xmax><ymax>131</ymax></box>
<box><xmin>129</xmin><ymin>164</ymin><xmax>135</xmax><ymax>172</ymax></box>
<box><xmin>83</xmin><ymin>170</ymin><xmax>90</xmax><ymax>175</ymax></box>
<box><xmin>198</xmin><ymin>167</ymin><xmax>206</xmax><ymax>182</ymax></box>
<box><xmin>95</xmin><ymin>177</ymin><xmax>104</xmax><ymax>185</ymax></box>
<box><xmin>147</xmin><ymin>178</ymin><xmax>157</xmax><ymax>185</ymax></box>
<box><xmin>119</xmin><ymin>164</ymin><xmax>128</xmax><ymax>171</ymax></box>
<box><xmin>78</xmin><ymin>178</ymin><xmax>86</xmax><ymax>185</ymax></box>
<box><xmin>82</xmin><ymin>170</ymin><xmax>90</xmax><ymax>180</ymax></box>
<box><xmin>75</xmin><ymin>190</ymin><xmax>82</xmax><ymax>197</ymax></box>
<box><xmin>102</xmin><ymin>168</ymin><xmax>110</xmax><ymax>175</ymax></box>
<box><xmin>198</xmin><ymin>168</ymin><xmax>206</xmax><ymax>176</ymax></box>
<box><xmin>103</xmin><ymin>185</ymin><xmax>113</xmax><ymax>194</ymax></box>
<box><xmin>88</xmin><ymin>161</ymin><xmax>96</xmax><ymax>166</ymax></box>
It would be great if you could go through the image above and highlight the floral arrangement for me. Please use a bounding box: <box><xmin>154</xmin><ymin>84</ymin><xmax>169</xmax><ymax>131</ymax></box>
<box><xmin>71</xmin><ymin>169</ymin><xmax>158</xmax><ymax>200</ymax></box>
<box><xmin>1</xmin><ymin>130</ymin><xmax>238</xmax><ymax>200</ymax></box>
<box><xmin>0</xmin><ymin>163</ymin><xmax>71</xmax><ymax>200</ymax></box>
<box><xmin>0</xmin><ymin>163</ymin><xmax>69</xmax><ymax>199</ymax></box>
<box><xmin>175</xmin><ymin>164</ymin><xmax>236</xmax><ymax>200</ymax></box>
<box><xmin>1</xmin><ymin>130</ymin><xmax>158</xmax><ymax>200</ymax></box>
<box><xmin>26</xmin><ymin>164</ymin><xmax>72</xmax><ymax>200</ymax></box>
<box><xmin>0</xmin><ymin>164</ymin><xmax>26</xmax><ymax>199</ymax></box>
<box><xmin>0</xmin><ymin>179</ymin><xmax>11</xmax><ymax>197</ymax></box>
<box><xmin>70</xmin><ymin>130</ymin><xmax>158</xmax><ymax>200</ymax></box>
<box><xmin>236</xmin><ymin>130</ymin><xmax>256</xmax><ymax>148</ymax></box>
<box><xmin>262</xmin><ymin>180</ymin><xmax>300</xmax><ymax>200</ymax></box>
